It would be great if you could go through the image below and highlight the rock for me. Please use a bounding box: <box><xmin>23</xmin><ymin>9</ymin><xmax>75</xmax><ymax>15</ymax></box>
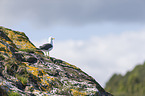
<box><xmin>14</xmin><ymin>52</ymin><xmax>24</xmax><ymax>61</ymax></box>
<box><xmin>0</xmin><ymin>26</ymin><xmax>113</xmax><ymax>96</ymax></box>
<box><xmin>0</xmin><ymin>55</ymin><xmax>5</xmax><ymax>61</ymax></box>
<box><xmin>25</xmin><ymin>55</ymin><xmax>37</xmax><ymax>63</ymax></box>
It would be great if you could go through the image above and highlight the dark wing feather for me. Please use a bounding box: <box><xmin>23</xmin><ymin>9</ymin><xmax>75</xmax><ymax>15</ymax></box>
<box><xmin>39</xmin><ymin>43</ymin><xmax>53</xmax><ymax>50</ymax></box>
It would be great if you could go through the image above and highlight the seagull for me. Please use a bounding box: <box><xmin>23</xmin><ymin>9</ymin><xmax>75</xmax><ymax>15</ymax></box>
<box><xmin>39</xmin><ymin>37</ymin><xmax>55</xmax><ymax>56</ymax></box>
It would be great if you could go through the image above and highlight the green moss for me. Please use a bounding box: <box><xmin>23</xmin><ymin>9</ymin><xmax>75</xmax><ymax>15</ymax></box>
<box><xmin>18</xmin><ymin>48</ymin><xmax>36</xmax><ymax>53</ymax></box>
<box><xmin>8</xmin><ymin>91</ymin><xmax>21</xmax><ymax>96</ymax></box>
<box><xmin>16</xmin><ymin>75</ymin><xmax>28</xmax><ymax>85</ymax></box>
<box><xmin>15</xmin><ymin>65</ymin><xmax>29</xmax><ymax>86</ymax></box>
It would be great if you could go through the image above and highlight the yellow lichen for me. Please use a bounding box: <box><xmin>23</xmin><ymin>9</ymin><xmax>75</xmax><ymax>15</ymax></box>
<box><xmin>35</xmin><ymin>51</ymin><xmax>44</xmax><ymax>55</ymax></box>
<box><xmin>0</xmin><ymin>43</ymin><xmax>13</xmax><ymax>57</ymax></box>
<box><xmin>4</xmin><ymin>29</ymin><xmax>36</xmax><ymax>49</ymax></box>
<box><xmin>25</xmin><ymin>63</ymin><xmax>58</xmax><ymax>92</ymax></box>
<box><xmin>64</xmin><ymin>62</ymin><xmax>80</xmax><ymax>70</ymax></box>
<box><xmin>27</xmin><ymin>66</ymin><xmax>39</xmax><ymax>76</ymax></box>
<box><xmin>70</xmin><ymin>89</ymin><xmax>86</xmax><ymax>96</ymax></box>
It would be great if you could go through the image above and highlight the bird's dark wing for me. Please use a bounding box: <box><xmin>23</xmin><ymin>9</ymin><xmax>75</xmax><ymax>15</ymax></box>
<box><xmin>39</xmin><ymin>43</ymin><xmax>53</xmax><ymax>50</ymax></box>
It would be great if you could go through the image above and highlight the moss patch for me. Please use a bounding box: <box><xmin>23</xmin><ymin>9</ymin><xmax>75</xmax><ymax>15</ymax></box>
<box><xmin>8</xmin><ymin>91</ymin><xmax>21</xmax><ymax>96</ymax></box>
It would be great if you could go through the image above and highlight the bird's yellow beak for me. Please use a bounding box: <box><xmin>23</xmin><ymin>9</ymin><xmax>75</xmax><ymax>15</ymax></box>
<box><xmin>52</xmin><ymin>38</ymin><xmax>55</xmax><ymax>40</ymax></box>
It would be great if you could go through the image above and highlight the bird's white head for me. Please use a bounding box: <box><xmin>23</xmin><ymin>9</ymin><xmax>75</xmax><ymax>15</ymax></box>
<box><xmin>48</xmin><ymin>36</ymin><xmax>55</xmax><ymax>43</ymax></box>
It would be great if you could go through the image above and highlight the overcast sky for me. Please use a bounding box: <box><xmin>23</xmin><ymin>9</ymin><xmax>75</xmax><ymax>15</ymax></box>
<box><xmin>1</xmin><ymin>0</ymin><xmax>145</xmax><ymax>87</ymax></box>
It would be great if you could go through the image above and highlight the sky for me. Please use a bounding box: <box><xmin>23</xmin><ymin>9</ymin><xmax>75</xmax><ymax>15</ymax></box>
<box><xmin>1</xmin><ymin>0</ymin><xmax>145</xmax><ymax>87</ymax></box>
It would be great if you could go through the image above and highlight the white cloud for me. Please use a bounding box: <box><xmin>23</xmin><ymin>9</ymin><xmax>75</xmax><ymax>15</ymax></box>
<box><xmin>33</xmin><ymin>29</ymin><xmax>145</xmax><ymax>87</ymax></box>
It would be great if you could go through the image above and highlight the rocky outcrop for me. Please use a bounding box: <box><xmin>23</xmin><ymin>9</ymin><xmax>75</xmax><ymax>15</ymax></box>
<box><xmin>0</xmin><ymin>26</ymin><xmax>112</xmax><ymax>96</ymax></box>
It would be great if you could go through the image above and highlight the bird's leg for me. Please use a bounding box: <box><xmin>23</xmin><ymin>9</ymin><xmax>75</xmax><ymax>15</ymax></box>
<box><xmin>46</xmin><ymin>51</ymin><xmax>48</xmax><ymax>56</ymax></box>
<box><xmin>46</xmin><ymin>51</ymin><xmax>47</xmax><ymax>56</ymax></box>
<box><xmin>44</xmin><ymin>51</ymin><xmax>46</xmax><ymax>56</ymax></box>
<box><xmin>48</xmin><ymin>51</ymin><xmax>49</xmax><ymax>56</ymax></box>
<box><xmin>46</xmin><ymin>52</ymin><xmax>48</xmax><ymax>56</ymax></box>
<box><xmin>45</xmin><ymin>51</ymin><xmax>47</xmax><ymax>56</ymax></box>
<box><xmin>47</xmin><ymin>51</ymin><xmax>51</xmax><ymax>60</ymax></box>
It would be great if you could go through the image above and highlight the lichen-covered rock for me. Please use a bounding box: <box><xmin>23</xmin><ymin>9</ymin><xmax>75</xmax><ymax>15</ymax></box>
<box><xmin>0</xmin><ymin>26</ymin><xmax>113</xmax><ymax>96</ymax></box>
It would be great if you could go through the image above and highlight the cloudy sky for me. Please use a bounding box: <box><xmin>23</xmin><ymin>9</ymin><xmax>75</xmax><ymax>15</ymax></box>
<box><xmin>1</xmin><ymin>0</ymin><xmax>145</xmax><ymax>87</ymax></box>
